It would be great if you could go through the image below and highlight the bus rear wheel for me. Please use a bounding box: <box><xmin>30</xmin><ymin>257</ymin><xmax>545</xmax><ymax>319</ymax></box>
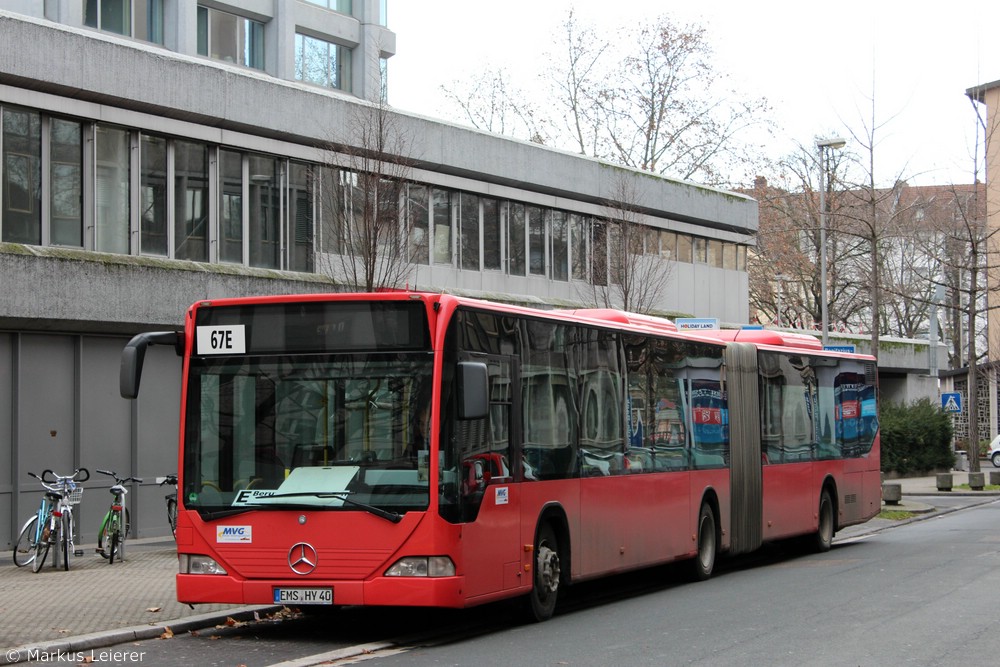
<box><xmin>811</xmin><ymin>489</ymin><xmax>835</xmax><ymax>553</ymax></box>
<box><xmin>689</xmin><ymin>503</ymin><xmax>717</xmax><ymax>581</ymax></box>
<box><xmin>525</xmin><ymin>523</ymin><xmax>561</xmax><ymax>622</ymax></box>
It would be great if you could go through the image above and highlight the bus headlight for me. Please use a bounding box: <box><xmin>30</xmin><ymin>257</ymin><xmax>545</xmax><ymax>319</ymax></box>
<box><xmin>179</xmin><ymin>554</ymin><xmax>228</xmax><ymax>575</ymax></box>
<box><xmin>384</xmin><ymin>556</ymin><xmax>455</xmax><ymax>577</ymax></box>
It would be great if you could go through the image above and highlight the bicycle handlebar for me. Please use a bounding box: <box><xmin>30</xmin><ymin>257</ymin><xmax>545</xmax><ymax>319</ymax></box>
<box><xmin>37</xmin><ymin>468</ymin><xmax>89</xmax><ymax>484</ymax></box>
<box><xmin>97</xmin><ymin>469</ymin><xmax>143</xmax><ymax>484</ymax></box>
<box><xmin>158</xmin><ymin>475</ymin><xmax>178</xmax><ymax>486</ymax></box>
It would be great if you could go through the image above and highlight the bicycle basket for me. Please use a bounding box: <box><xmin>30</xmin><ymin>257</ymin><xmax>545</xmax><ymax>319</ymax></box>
<box><xmin>66</xmin><ymin>487</ymin><xmax>84</xmax><ymax>505</ymax></box>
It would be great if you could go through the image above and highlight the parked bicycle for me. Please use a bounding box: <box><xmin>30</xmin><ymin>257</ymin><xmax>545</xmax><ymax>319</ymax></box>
<box><xmin>157</xmin><ymin>475</ymin><xmax>178</xmax><ymax>538</ymax></box>
<box><xmin>13</xmin><ymin>468</ymin><xmax>89</xmax><ymax>572</ymax></box>
<box><xmin>95</xmin><ymin>469</ymin><xmax>142</xmax><ymax>564</ymax></box>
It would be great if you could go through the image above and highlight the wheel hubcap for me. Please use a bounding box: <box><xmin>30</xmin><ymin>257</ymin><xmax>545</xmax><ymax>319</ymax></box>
<box><xmin>537</xmin><ymin>544</ymin><xmax>560</xmax><ymax>594</ymax></box>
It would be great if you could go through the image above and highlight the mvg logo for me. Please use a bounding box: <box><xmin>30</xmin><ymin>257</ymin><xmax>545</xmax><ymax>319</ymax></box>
<box><xmin>217</xmin><ymin>525</ymin><xmax>252</xmax><ymax>543</ymax></box>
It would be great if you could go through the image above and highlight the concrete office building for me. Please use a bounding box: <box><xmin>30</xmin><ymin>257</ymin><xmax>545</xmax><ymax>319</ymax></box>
<box><xmin>0</xmin><ymin>2</ymin><xmax>756</xmax><ymax>547</ymax></box>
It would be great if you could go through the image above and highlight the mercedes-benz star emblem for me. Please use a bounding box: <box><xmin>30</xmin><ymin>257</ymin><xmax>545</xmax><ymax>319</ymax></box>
<box><xmin>288</xmin><ymin>542</ymin><xmax>318</xmax><ymax>575</ymax></box>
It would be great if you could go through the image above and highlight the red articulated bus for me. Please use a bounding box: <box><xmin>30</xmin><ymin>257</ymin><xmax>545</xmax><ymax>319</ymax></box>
<box><xmin>120</xmin><ymin>292</ymin><xmax>880</xmax><ymax>621</ymax></box>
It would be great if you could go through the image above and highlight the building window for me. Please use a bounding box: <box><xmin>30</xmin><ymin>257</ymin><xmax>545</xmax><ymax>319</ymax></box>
<box><xmin>432</xmin><ymin>188</ymin><xmax>452</xmax><ymax>265</ymax></box>
<box><xmin>95</xmin><ymin>125</ymin><xmax>130</xmax><ymax>254</ymax></box>
<box><xmin>84</xmin><ymin>0</ymin><xmax>164</xmax><ymax>43</ymax></box>
<box><xmin>407</xmin><ymin>184</ymin><xmax>429</xmax><ymax>265</ymax></box>
<box><xmin>570</xmin><ymin>213</ymin><xmax>587</xmax><ymax>280</ymax></box>
<box><xmin>722</xmin><ymin>242</ymin><xmax>737</xmax><ymax>270</ymax></box>
<box><xmin>249</xmin><ymin>155</ymin><xmax>280</xmax><ymax>268</ymax></box>
<box><xmin>550</xmin><ymin>210</ymin><xmax>568</xmax><ymax>281</ymax></box>
<box><xmin>591</xmin><ymin>221</ymin><xmax>607</xmax><ymax>286</ymax></box>
<box><xmin>659</xmin><ymin>230</ymin><xmax>675</xmax><ymax>260</ymax></box>
<box><xmin>507</xmin><ymin>202</ymin><xmax>525</xmax><ymax>276</ymax></box>
<box><xmin>197</xmin><ymin>6</ymin><xmax>264</xmax><ymax>70</ymax></box>
<box><xmin>676</xmin><ymin>234</ymin><xmax>692</xmax><ymax>263</ymax></box>
<box><xmin>483</xmin><ymin>197</ymin><xmax>501</xmax><ymax>271</ymax></box>
<box><xmin>219</xmin><ymin>149</ymin><xmax>244</xmax><ymax>263</ymax></box>
<box><xmin>707</xmin><ymin>239</ymin><xmax>722</xmax><ymax>268</ymax></box>
<box><xmin>693</xmin><ymin>237</ymin><xmax>708</xmax><ymax>263</ymax></box>
<box><xmin>139</xmin><ymin>134</ymin><xmax>167</xmax><ymax>255</ymax></box>
<box><xmin>174</xmin><ymin>141</ymin><xmax>209</xmax><ymax>262</ymax></box>
<box><xmin>288</xmin><ymin>162</ymin><xmax>314</xmax><ymax>273</ymax></box>
<box><xmin>303</xmin><ymin>0</ymin><xmax>353</xmax><ymax>14</ymax></box>
<box><xmin>2</xmin><ymin>108</ymin><xmax>41</xmax><ymax>244</ymax></box>
<box><xmin>295</xmin><ymin>33</ymin><xmax>352</xmax><ymax>92</ymax></box>
<box><xmin>528</xmin><ymin>205</ymin><xmax>545</xmax><ymax>276</ymax></box>
<box><xmin>50</xmin><ymin>119</ymin><xmax>83</xmax><ymax>247</ymax></box>
<box><xmin>459</xmin><ymin>192</ymin><xmax>479</xmax><ymax>271</ymax></box>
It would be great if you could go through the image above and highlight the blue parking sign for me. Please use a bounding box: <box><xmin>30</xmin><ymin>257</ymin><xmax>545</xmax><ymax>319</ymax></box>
<box><xmin>941</xmin><ymin>393</ymin><xmax>962</xmax><ymax>413</ymax></box>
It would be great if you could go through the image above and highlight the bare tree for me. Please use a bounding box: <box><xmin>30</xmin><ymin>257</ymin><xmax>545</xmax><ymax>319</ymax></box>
<box><xmin>549</xmin><ymin>8</ymin><xmax>609</xmax><ymax>157</ymax></box>
<box><xmin>580</xmin><ymin>173</ymin><xmax>672</xmax><ymax>314</ymax></box>
<box><xmin>317</xmin><ymin>95</ymin><xmax>418</xmax><ymax>291</ymax></box>
<box><xmin>748</xmin><ymin>148</ymin><xmax>867</xmax><ymax>332</ymax></box>
<box><xmin>549</xmin><ymin>14</ymin><xmax>774</xmax><ymax>186</ymax></box>
<box><xmin>439</xmin><ymin>66</ymin><xmax>550</xmax><ymax>144</ymax></box>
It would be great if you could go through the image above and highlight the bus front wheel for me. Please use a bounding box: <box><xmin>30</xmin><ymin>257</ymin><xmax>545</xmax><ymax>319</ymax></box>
<box><xmin>525</xmin><ymin>523</ymin><xmax>561</xmax><ymax>622</ymax></box>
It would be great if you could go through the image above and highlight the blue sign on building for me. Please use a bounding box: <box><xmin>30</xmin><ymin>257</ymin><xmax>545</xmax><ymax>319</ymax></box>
<box><xmin>823</xmin><ymin>345</ymin><xmax>856</xmax><ymax>353</ymax></box>
<box><xmin>941</xmin><ymin>392</ymin><xmax>962</xmax><ymax>414</ymax></box>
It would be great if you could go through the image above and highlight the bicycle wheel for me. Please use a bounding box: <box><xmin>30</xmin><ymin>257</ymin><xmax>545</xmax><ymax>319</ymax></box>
<box><xmin>109</xmin><ymin>516</ymin><xmax>121</xmax><ymax>565</ymax></box>
<box><xmin>61</xmin><ymin>512</ymin><xmax>71</xmax><ymax>571</ymax></box>
<box><xmin>32</xmin><ymin>516</ymin><xmax>52</xmax><ymax>573</ymax></box>
<box><xmin>97</xmin><ymin>511</ymin><xmax>112</xmax><ymax>559</ymax></box>
<box><xmin>166</xmin><ymin>497</ymin><xmax>177</xmax><ymax>538</ymax></box>
<box><xmin>13</xmin><ymin>515</ymin><xmax>38</xmax><ymax>567</ymax></box>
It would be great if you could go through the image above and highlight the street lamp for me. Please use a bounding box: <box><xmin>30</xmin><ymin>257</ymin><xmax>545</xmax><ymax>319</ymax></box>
<box><xmin>817</xmin><ymin>137</ymin><xmax>846</xmax><ymax>346</ymax></box>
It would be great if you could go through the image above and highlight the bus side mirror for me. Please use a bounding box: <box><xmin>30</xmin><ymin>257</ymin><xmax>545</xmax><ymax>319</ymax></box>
<box><xmin>120</xmin><ymin>331</ymin><xmax>183</xmax><ymax>399</ymax></box>
<box><xmin>456</xmin><ymin>361</ymin><xmax>488</xmax><ymax>420</ymax></box>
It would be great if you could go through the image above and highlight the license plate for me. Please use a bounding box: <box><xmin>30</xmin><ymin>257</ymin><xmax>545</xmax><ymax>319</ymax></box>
<box><xmin>273</xmin><ymin>587</ymin><xmax>333</xmax><ymax>605</ymax></box>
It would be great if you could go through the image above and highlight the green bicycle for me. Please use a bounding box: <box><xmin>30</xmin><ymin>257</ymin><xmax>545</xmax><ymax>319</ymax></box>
<box><xmin>95</xmin><ymin>469</ymin><xmax>141</xmax><ymax>564</ymax></box>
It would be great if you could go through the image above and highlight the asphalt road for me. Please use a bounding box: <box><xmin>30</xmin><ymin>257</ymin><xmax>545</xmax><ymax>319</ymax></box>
<box><xmin>67</xmin><ymin>497</ymin><xmax>1000</xmax><ymax>667</ymax></box>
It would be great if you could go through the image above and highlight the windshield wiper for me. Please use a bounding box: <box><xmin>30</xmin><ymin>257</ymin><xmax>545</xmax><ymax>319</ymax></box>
<box><xmin>242</xmin><ymin>491</ymin><xmax>402</xmax><ymax>524</ymax></box>
<box><xmin>199</xmin><ymin>508</ymin><xmax>253</xmax><ymax>521</ymax></box>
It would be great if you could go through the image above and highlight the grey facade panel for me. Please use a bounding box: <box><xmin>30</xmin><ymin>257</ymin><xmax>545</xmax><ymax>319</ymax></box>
<box><xmin>3</xmin><ymin>332</ymin><xmax>184</xmax><ymax>547</ymax></box>
<box><xmin>0</xmin><ymin>246</ymin><xmax>341</xmax><ymax>334</ymax></box>
<box><xmin>1</xmin><ymin>333</ymin><xmax>11</xmax><ymax>548</ymax></box>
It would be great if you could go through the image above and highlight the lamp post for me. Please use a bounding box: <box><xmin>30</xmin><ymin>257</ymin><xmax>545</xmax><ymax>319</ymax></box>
<box><xmin>817</xmin><ymin>138</ymin><xmax>846</xmax><ymax>346</ymax></box>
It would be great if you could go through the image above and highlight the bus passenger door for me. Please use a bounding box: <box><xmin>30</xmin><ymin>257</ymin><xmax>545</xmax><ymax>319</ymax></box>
<box><xmin>460</xmin><ymin>356</ymin><xmax>522</xmax><ymax>600</ymax></box>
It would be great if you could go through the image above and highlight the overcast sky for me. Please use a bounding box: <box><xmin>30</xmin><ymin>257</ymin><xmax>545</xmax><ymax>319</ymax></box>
<box><xmin>387</xmin><ymin>0</ymin><xmax>1000</xmax><ymax>187</ymax></box>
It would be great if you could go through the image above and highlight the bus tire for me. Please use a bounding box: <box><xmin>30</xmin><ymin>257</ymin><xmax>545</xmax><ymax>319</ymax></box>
<box><xmin>525</xmin><ymin>522</ymin><xmax>561</xmax><ymax>622</ymax></box>
<box><xmin>689</xmin><ymin>502</ymin><xmax>717</xmax><ymax>581</ymax></box>
<box><xmin>812</xmin><ymin>489</ymin><xmax>835</xmax><ymax>553</ymax></box>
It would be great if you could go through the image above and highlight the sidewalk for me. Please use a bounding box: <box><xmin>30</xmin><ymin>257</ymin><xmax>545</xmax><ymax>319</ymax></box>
<box><xmin>2</xmin><ymin>471</ymin><xmax>999</xmax><ymax>664</ymax></box>
<box><xmin>0</xmin><ymin>538</ymin><xmax>276</xmax><ymax>664</ymax></box>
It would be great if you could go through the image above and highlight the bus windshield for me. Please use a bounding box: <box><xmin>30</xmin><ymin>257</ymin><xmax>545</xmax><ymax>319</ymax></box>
<box><xmin>183</xmin><ymin>352</ymin><xmax>433</xmax><ymax>516</ymax></box>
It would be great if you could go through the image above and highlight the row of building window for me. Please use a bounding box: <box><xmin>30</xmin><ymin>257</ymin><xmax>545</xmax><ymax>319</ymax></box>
<box><xmin>81</xmin><ymin>1</ymin><xmax>355</xmax><ymax>92</ymax></box>
<box><xmin>0</xmin><ymin>105</ymin><xmax>747</xmax><ymax>282</ymax></box>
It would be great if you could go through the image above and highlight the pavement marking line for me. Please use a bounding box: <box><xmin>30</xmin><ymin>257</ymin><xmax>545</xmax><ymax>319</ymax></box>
<box><xmin>263</xmin><ymin>640</ymin><xmax>400</xmax><ymax>667</ymax></box>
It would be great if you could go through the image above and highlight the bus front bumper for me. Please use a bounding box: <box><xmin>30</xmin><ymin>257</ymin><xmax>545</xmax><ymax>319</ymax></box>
<box><xmin>177</xmin><ymin>574</ymin><xmax>467</xmax><ymax>609</ymax></box>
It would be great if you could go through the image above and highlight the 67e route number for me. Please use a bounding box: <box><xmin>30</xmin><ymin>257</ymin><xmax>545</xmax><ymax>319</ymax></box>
<box><xmin>196</xmin><ymin>325</ymin><xmax>246</xmax><ymax>355</ymax></box>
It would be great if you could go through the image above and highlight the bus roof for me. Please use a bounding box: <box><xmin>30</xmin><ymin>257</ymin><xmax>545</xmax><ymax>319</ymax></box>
<box><xmin>187</xmin><ymin>291</ymin><xmax>867</xmax><ymax>358</ymax></box>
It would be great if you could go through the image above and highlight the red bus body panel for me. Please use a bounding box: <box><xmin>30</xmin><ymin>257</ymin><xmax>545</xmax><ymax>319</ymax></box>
<box><xmin>168</xmin><ymin>292</ymin><xmax>880</xmax><ymax>612</ymax></box>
